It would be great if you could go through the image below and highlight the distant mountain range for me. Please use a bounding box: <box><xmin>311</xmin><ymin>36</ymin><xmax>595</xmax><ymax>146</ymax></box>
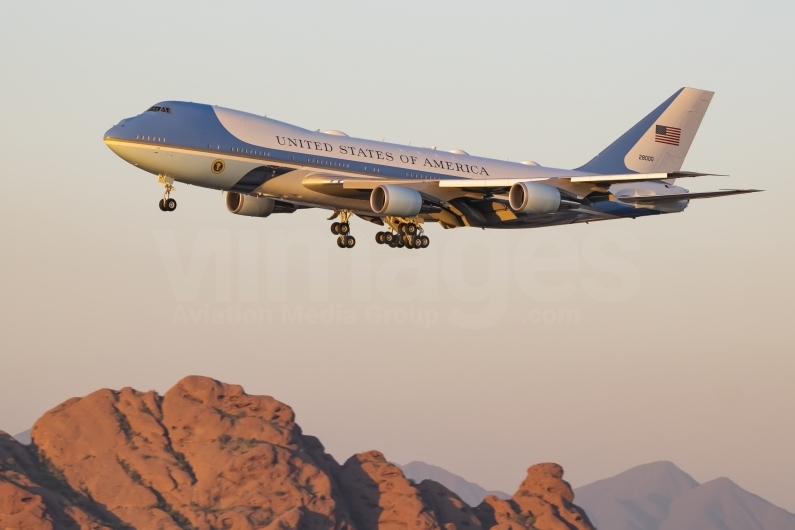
<box><xmin>404</xmin><ymin>459</ymin><xmax>795</xmax><ymax>530</ymax></box>
<box><xmin>399</xmin><ymin>461</ymin><xmax>510</xmax><ymax>507</ymax></box>
<box><xmin>12</xmin><ymin>429</ymin><xmax>30</xmax><ymax>445</ymax></box>
<box><xmin>574</xmin><ymin>461</ymin><xmax>795</xmax><ymax>530</ymax></box>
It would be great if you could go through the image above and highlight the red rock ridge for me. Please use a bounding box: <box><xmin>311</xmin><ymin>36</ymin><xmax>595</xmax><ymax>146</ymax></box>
<box><xmin>1</xmin><ymin>376</ymin><xmax>594</xmax><ymax>530</ymax></box>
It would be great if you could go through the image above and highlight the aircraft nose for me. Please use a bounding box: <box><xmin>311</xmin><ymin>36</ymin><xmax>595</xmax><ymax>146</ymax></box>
<box><xmin>104</xmin><ymin>117</ymin><xmax>134</xmax><ymax>143</ymax></box>
<box><xmin>104</xmin><ymin>125</ymin><xmax>118</xmax><ymax>141</ymax></box>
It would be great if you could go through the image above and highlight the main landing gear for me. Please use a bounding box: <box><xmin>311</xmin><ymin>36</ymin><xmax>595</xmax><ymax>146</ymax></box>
<box><xmin>328</xmin><ymin>212</ymin><xmax>429</xmax><ymax>250</ymax></box>
<box><xmin>376</xmin><ymin>218</ymin><xmax>430</xmax><ymax>250</ymax></box>
<box><xmin>329</xmin><ymin>210</ymin><xmax>356</xmax><ymax>249</ymax></box>
<box><xmin>157</xmin><ymin>175</ymin><xmax>177</xmax><ymax>212</ymax></box>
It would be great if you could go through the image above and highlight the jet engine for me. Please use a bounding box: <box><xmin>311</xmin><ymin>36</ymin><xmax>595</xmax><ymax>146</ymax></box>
<box><xmin>508</xmin><ymin>182</ymin><xmax>561</xmax><ymax>214</ymax></box>
<box><xmin>226</xmin><ymin>192</ymin><xmax>276</xmax><ymax>217</ymax></box>
<box><xmin>370</xmin><ymin>185</ymin><xmax>423</xmax><ymax>216</ymax></box>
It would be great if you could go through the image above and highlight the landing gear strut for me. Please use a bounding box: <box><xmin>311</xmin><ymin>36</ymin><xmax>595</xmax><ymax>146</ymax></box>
<box><xmin>329</xmin><ymin>209</ymin><xmax>356</xmax><ymax>249</ymax></box>
<box><xmin>375</xmin><ymin>217</ymin><xmax>430</xmax><ymax>249</ymax></box>
<box><xmin>158</xmin><ymin>175</ymin><xmax>177</xmax><ymax>212</ymax></box>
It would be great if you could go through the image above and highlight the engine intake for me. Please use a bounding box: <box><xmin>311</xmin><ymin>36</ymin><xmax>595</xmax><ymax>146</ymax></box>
<box><xmin>226</xmin><ymin>192</ymin><xmax>276</xmax><ymax>217</ymax></box>
<box><xmin>370</xmin><ymin>185</ymin><xmax>423</xmax><ymax>217</ymax></box>
<box><xmin>508</xmin><ymin>182</ymin><xmax>561</xmax><ymax>214</ymax></box>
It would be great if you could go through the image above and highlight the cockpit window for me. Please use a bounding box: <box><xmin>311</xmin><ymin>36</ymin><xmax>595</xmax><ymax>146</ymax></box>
<box><xmin>147</xmin><ymin>106</ymin><xmax>172</xmax><ymax>114</ymax></box>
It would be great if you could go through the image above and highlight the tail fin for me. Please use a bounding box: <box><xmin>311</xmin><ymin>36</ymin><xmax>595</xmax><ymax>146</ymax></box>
<box><xmin>576</xmin><ymin>87</ymin><xmax>714</xmax><ymax>174</ymax></box>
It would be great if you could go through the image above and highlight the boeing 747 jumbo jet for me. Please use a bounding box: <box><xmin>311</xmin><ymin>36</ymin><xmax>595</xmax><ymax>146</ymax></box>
<box><xmin>104</xmin><ymin>88</ymin><xmax>758</xmax><ymax>249</ymax></box>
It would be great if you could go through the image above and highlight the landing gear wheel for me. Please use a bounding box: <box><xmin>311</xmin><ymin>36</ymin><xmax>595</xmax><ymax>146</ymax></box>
<box><xmin>421</xmin><ymin>235</ymin><xmax>430</xmax><ymax>248</ymax></box>
<box><xmin>331</xmin><ymin>212</ymin><xmax>355</xmax><ymax>248</ymax></box>
<box><xmin>406</xmin><ymin>224</ymin><xmax>417</xmax><ymax>235</ymax></box>
<box><xmin>396</xmin><ymin>237</ymin><xmax>405</xmax><ymax>248</ymax></box>
<box><xmin>384</xmin><ymin>232</ymin><xmax>394</xmax><ymax>244</ymax></box>
<box><xmin>376</xmin><ymin>232</ymin><xmax>385</xmax><ymax>244</ymax></box>
<box><xmin>388</xmin><ymin>239</ymin><xmax>397</xmax><ymax>248</ymax></box>
<box><xmin>157</xmin><ymin>175</ymin><xmax>176</xmax><ymax>212</ymax></box>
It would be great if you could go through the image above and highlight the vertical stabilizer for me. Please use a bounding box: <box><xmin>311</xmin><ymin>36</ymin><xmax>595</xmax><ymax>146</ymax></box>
<box><xmin>577</xmin><ymin>88</ymin><xmax>714</xmax><ymax>174</ymax></box>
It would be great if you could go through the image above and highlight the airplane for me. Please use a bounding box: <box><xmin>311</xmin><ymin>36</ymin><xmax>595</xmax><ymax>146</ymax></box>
<box><xmin>103</xmin><ymin>87</ymin><xmax>759</xmax><ymax>249</ymax></box>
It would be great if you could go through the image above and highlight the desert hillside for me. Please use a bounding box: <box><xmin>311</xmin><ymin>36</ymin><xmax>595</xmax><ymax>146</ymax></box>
<box><xmin>0</xmin><ymin>376</ymin><xmax>594</xmax><ymax>530</ymax></box>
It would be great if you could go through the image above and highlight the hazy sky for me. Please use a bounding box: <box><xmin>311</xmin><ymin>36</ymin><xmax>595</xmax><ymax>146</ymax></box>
<box><xmin>2</xmin><ymin>0</ymin><xmax>794</xmax><ymax>512</ymax></box>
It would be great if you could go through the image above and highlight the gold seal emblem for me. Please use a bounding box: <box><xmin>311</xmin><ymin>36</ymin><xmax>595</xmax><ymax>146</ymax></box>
<box><xmin>211</xmin><ymin>159</ymin><xmax>225</xmax><ymax>174</ymax></box>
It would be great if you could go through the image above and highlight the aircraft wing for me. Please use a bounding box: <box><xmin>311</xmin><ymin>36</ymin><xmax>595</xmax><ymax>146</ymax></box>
<box><xmin>437</xmin><ymin>171</ymin><xmax>721</xmax><ymax>188</ymax></box>
<box><xmin>301</xmin><ymin>173</ymin><xmax>759</xmax><ymax>206</ymax></box>
<box><xmin>615</xmin><ymin>188</ymin><xmax>762</xmax><ymax>204</ymax></box>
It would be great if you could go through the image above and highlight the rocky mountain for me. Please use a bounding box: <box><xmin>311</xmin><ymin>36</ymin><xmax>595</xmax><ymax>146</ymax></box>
<box><xmin>400</xmin><ymin>461</ymin><xmax>510</xmax><ymax>507</ymax></box>
<box><xmin>574</xmin><ymin>461</ymin><xmax>795</xmax><ymax>530</ymax></box>
<box><xmin>0</xmin><ymin>376</ymin><xmax>594</xmax><ymax>530</ymax></box>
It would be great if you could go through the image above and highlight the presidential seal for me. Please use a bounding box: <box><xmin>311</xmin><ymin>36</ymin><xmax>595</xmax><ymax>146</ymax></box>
<box><xmin>211</xmin><ymin>159</ymin><xmax>225</xmax><ymax>174</ymax></box>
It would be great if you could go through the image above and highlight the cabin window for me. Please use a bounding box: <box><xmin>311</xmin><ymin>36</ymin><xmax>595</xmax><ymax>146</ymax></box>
<box><xmin>147</xmin><ymin>106</ymin><xmax>172</xmax><ymax>114</ymax></box>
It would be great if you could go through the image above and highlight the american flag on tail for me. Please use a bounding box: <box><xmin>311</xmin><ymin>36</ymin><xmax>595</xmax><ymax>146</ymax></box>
<box><xmin>655</xmin><ymin>125</ymin><xmax>681</xmax><ymax>146</ymax></box>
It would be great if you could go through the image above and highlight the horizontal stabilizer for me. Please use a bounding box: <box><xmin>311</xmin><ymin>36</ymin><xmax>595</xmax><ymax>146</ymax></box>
<box><xmin>615</xmin><ymin>189</ymin><xmax>761</xmax><ymax>204</ymax></box>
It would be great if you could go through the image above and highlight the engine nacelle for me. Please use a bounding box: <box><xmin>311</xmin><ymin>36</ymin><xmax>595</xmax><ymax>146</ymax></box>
<box><xmin>370</xmin><ymin>185</ymin><xmax>423</xmax><ymax>216</ymax></box>
<box><xmin>226</xmin><ymin>192</ymin><xmax>276</xmax><ymax>217</ymax></box>
<box><xmin>508</xmin><ymin>182</ymin><xmax>561</xmax><ymax>214</ymax></box>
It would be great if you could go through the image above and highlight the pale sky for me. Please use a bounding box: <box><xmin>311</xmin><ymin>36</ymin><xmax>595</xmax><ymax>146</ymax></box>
<box><xmin>1</xmin><ymin>0</ymin><xmax>794</xmax><ymax>512</ymax></box>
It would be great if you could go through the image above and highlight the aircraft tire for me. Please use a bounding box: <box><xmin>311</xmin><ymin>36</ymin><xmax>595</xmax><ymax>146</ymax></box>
<box><xmin>331</xmin><ymin>222</ymin><xmax>340</xmax><ymax>235</ymax></box>
<box><xmin>339</xmin><ymin>223</ymin><xmax>350</xmax><ymax>235</ymax></box>
<box><xmin>345</xmin><ymin>236</ymin><xmax>356</xmax><ymax>248</ymax></box>
<box><xmin>421</xmin><ymin>236</ymin><xmax>430</xmax><ymax>248</ymax></box>
<box><xmin>159</xmin><ymin>199</ymin><xmax>167</xmax><ymax>211</ymax></box>
<box><xmin>337</xmin><ymin>236</ymin><xmax>346</xmax><ymax>248</ymax></box>
<box><xmin>166</xmin><ymin>198</ymin><xmax>177</xmax><ymax>211</ymax></box>
<box><xmin>375</xmin><ymin>232</ymin><xmax>384</xmax><ymax>244</ymax></box>
<box><xmin>406</xmin><ymin>224</ymin><xmax>417</xmax><ymax>235</ymax></box>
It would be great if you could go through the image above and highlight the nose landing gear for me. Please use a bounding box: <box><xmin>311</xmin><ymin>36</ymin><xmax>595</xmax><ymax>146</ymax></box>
<box><xmin>158</xmin><ymin>175</ymin><xmax>177</xmax><ymax>212</ymax></box>
<box><xmin>329</xmin><ymin>209</ymin><xmax>356</xmax><ymax>248</ymax></box>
